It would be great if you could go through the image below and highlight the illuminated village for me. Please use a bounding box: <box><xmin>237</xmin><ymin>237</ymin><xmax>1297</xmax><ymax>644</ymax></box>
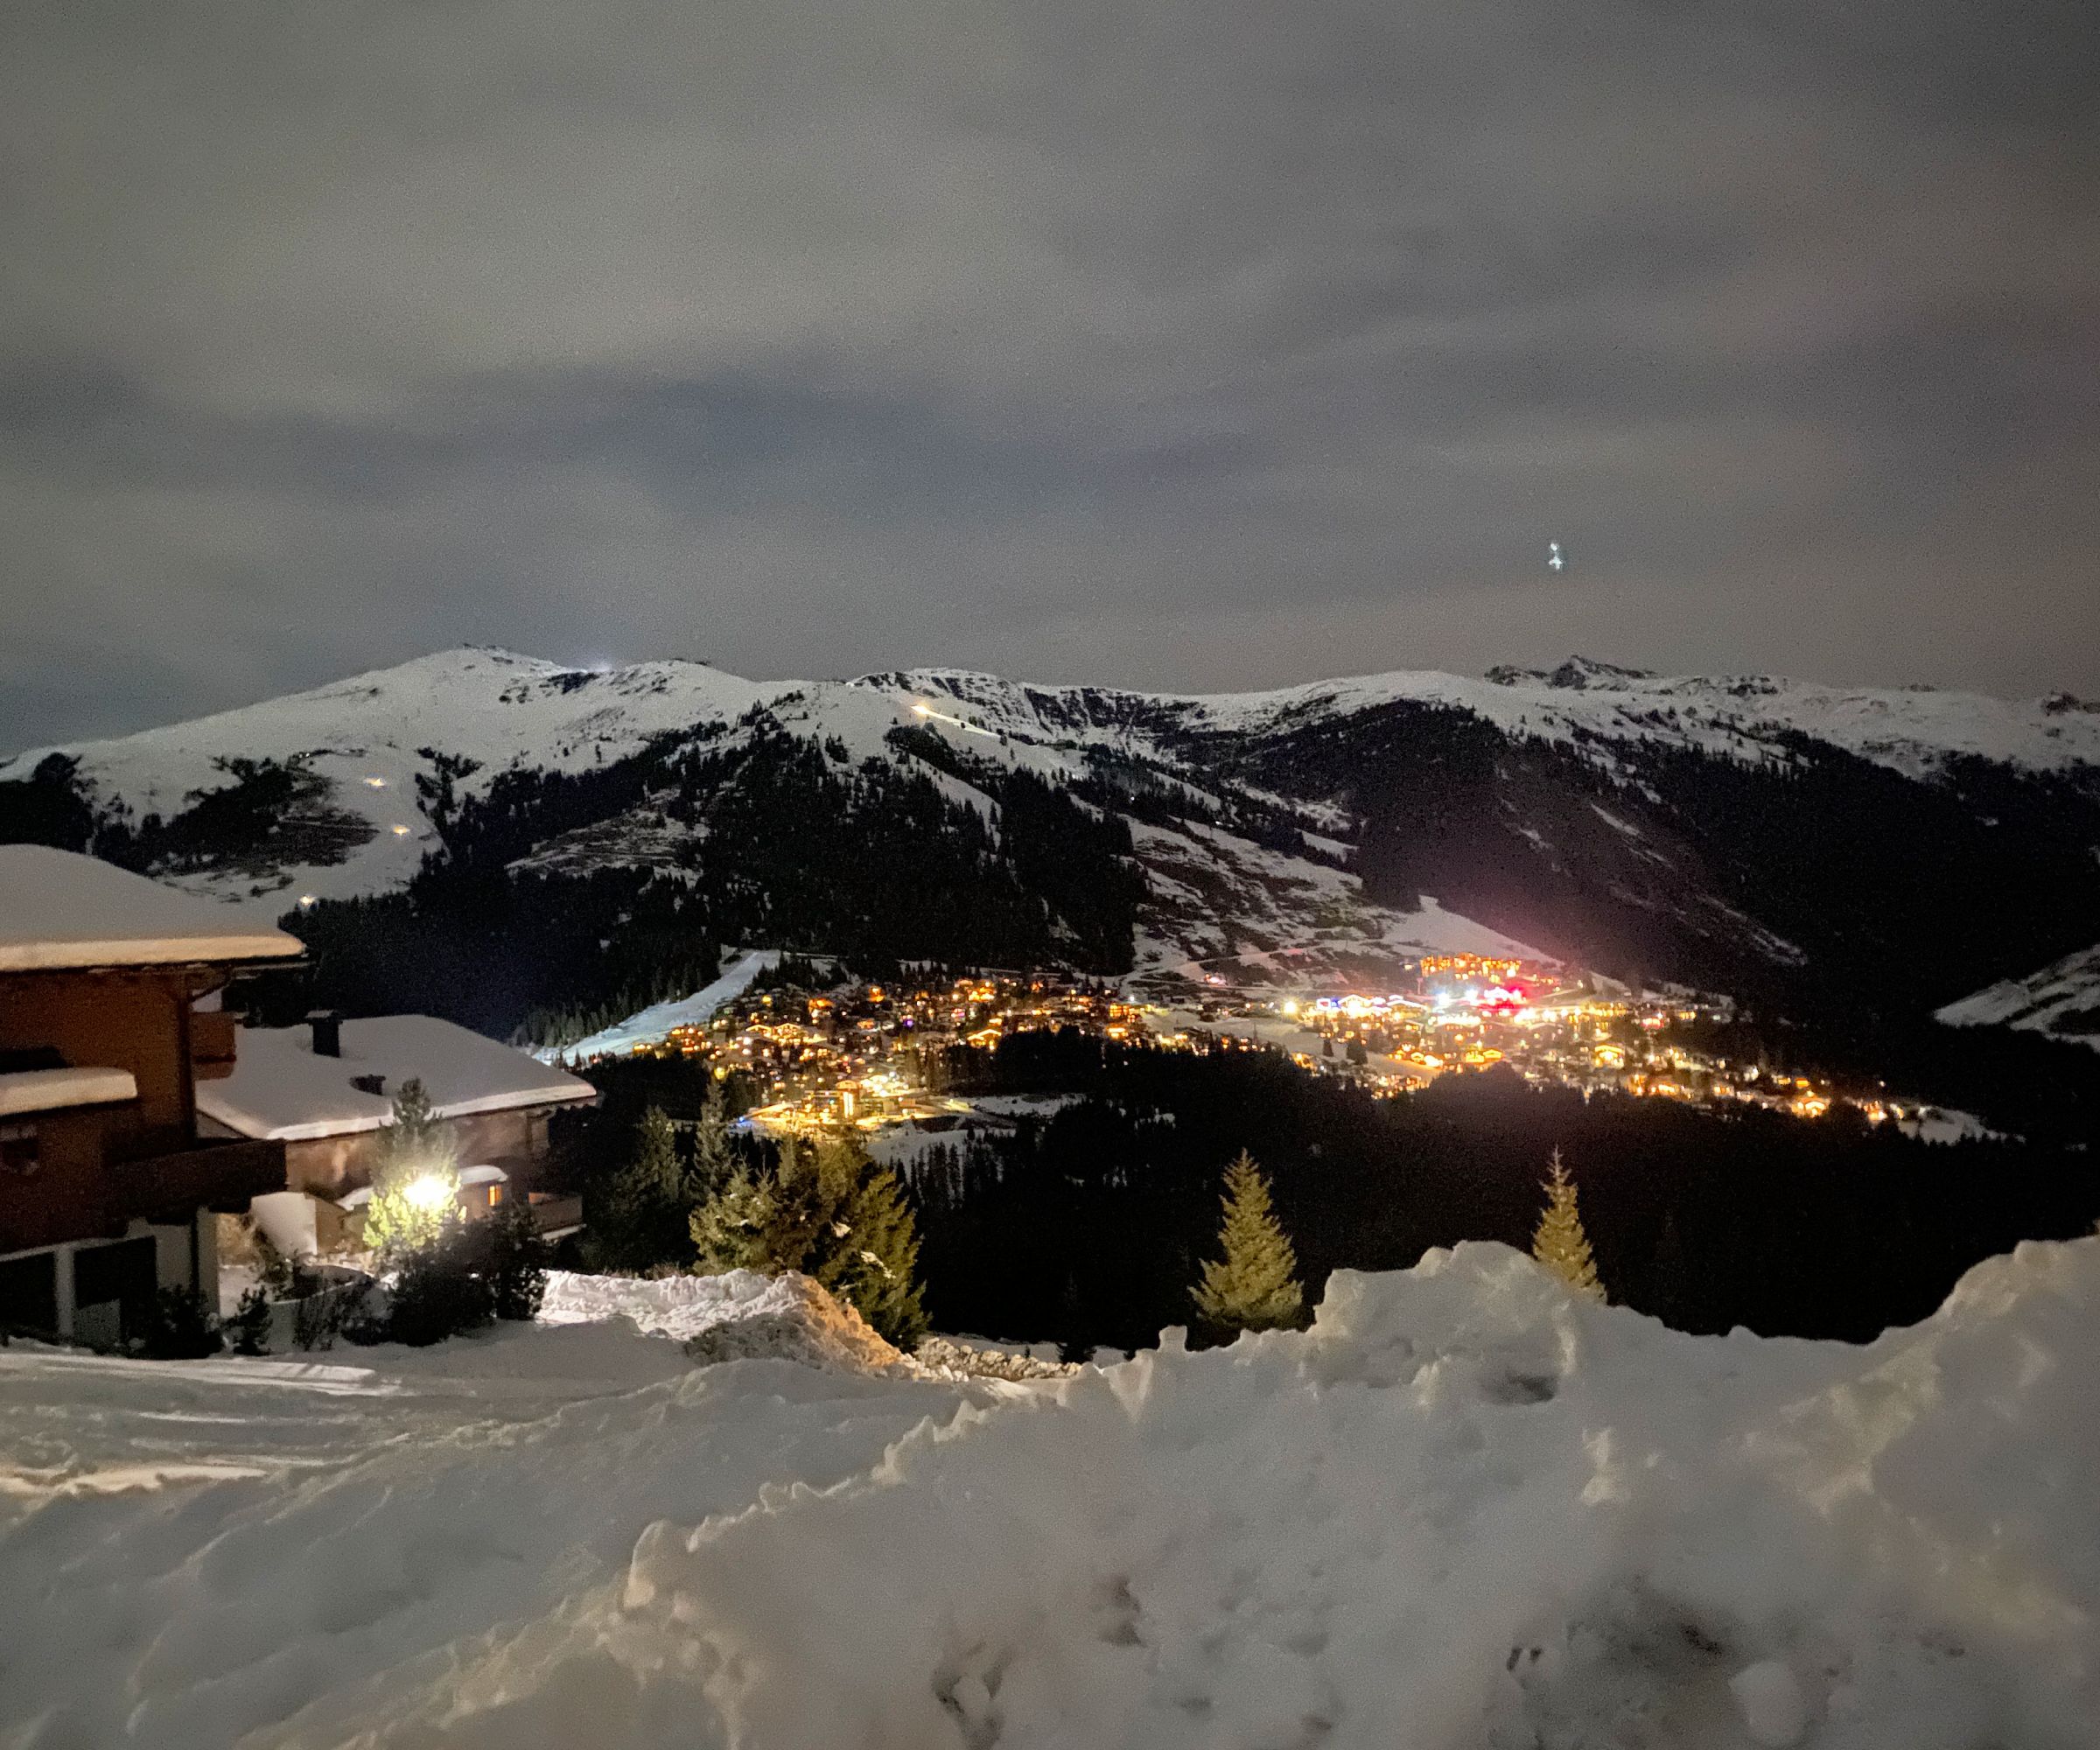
<box><xmin>571</xmin><ymin>951</ymin><xmax>1942</xmax><ymax>1148</ymax></box>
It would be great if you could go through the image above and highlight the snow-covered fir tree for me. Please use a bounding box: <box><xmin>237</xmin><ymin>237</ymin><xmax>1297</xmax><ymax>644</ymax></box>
<box><xmin>1192</xmin><ymin>1152</ymin><xmax>1304</xmax><ymax>1335</ymax></box>
<box><xmin>1531</xmin><ymin>1147</ymin><xmax>1605</xmax><ymax>1301</ymax></box>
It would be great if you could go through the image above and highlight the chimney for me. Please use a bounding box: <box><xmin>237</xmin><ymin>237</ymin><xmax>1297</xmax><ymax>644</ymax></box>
<box><xmin>308</xmin><ymin>1011</ymin><xmax>342</xmax><ymax>1058</ymax></box>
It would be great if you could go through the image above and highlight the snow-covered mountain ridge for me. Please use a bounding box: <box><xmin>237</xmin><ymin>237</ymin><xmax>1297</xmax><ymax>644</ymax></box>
<box><xmin>4</xmin><ymin>647</ymin><xmax>2096</xmax><ymax>1022</ymax></box>
<box><xmin>14</xmin><ymin>647</ymin><xmax>2096</xmax><ymax>814</ymax></box>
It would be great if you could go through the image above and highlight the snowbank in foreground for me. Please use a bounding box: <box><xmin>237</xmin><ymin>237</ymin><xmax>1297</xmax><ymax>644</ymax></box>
<box><xmin>539</xmin><ymin>1266</ymin><xmax>915</xmax><ymax>1375</ymax></box>
<box><xmin>614</xmin><ymin>1242</ymin><xmax>2099</xmax><ymax>1749</ymax></box>
<box><xmin>0</xmin><ymin>1241</ymin><xmax>2093</xmax><ymax>1748</ymax></box>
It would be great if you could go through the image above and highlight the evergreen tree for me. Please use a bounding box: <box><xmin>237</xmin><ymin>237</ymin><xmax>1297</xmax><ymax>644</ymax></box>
<box><xmin>584</xmin><ymin>1106</ymin><xmax>689</xmax><ymax>1271</ymax></box>
<box><xmin>380</xmin><ymin>1075</ymin><xmax>449</xmax><ymax>1166</ymax></box>
<box><xmin>814</xmin><ymin>1164</ymin><xmax>928</xmax><ymax>1348</ymax></box>
<box><xmin>688</xmin><ymin>1161</ymin><xmax>783</xmax><ymax>1274</ymax></box>
<box><xmin>686</xmin><ymin>1080</ymin><xmax>740</xmax><ymax>1202</ymax></box>
<box><xmin>484</xmin><ymin>1194</ymin><xmax>551</xmax><ymax>1320</ymax></box>
<box><xmin>362</xmin><ymin>1077</ymin><xmax>460</xmax><ymax>1264</ymax></box>
<box><xmin>1191</xmin><ymin>1152</ymin><xmax>1304</xmax><ymax>1336</ymax></box>
<box><xmin>689</xmin><ymin>1130</ymin><xmax>929</xmax><ymax>1347</ymax></box>
<box><xmin>1531</xmin><ymin>1147</ymin><xmax>1606</xmax><ymax>1301</ymax></box>
<box><xmin>228</xmin><ymin>1284</ymin><xmax>273</xmax><ymax>1356</ymax></box>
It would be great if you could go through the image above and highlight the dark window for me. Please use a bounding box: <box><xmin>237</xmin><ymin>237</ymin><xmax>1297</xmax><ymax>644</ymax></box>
<box><xmin>0</xmin><ymin>1122</ymin><xmax>37</xmax><ymax>1175</ymax></box>
<box><xmin>0</xmin><ymin>1252</ymin><xmax>58</xmax><ymax>1336</ymax></box>
<box><xmin>74</xmin><ymin>1236</ymin><xmax>158</xmax><ymax>1337</ymax></box>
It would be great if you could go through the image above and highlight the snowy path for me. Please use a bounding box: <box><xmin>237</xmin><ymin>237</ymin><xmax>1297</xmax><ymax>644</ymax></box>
<box><xmin>1</xmin><ymin>1242</ymin><xmax>2096</xmax><ymax>1747</ymax></box>
<box><xmin>534</xmin><ymin>948</ymin><xmax>781</xmax><ymax>1063</ymax></box>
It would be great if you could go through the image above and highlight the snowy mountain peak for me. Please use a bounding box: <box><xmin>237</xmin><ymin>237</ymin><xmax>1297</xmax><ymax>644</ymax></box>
<box><xmin>1483</xmin><ymin>656</ymin><xmax>1660</xmax><ymax>690</ymax></box>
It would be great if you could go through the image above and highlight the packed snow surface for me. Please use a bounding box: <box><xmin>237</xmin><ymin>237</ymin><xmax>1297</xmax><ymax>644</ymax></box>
<box><xmin>539</xmin><ymin>1266</ymin><xmax>915</xmax><ymax>1376</ymax></box>
<box><xmin>2</xmin><ymin>1240</ymin><xmax>2095</xmax><ymax>1748</ymax></box>
<box><xmin>1936</xmin><ymin>942</ymin><xmax>2100</xmax><ymax>1053</ymax></box>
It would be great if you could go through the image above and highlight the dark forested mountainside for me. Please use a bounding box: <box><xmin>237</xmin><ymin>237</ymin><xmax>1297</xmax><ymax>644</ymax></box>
<box><xmin>194</xmin><ymin>719</ymin><xmax>1148</xmax><ymax>1042</ymax></box>
<box><xmin>1198</xmin><ymin>699</ymin><xmax>2100</xmax><ymax>1026</ymax></box>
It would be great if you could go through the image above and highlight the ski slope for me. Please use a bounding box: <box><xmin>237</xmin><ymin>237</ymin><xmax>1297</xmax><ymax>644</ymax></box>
<box><xmin>535</xmin><ymin>948</ymin><xmax>782</xmax><ymax>1063</ymax></box>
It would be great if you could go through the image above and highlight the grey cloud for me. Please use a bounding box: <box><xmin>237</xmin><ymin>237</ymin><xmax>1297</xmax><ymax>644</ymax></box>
<box><xmin>1</xmin><ymin>0</ymin><xmax>2096</xmax><ymax>751</ymax></box>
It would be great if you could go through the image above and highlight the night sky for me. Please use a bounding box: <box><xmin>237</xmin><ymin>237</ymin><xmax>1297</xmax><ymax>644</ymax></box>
<box><xmin>4</xmin><ymin>1</ymin><xmax>2096</xmax><ymax>751</ymax></box>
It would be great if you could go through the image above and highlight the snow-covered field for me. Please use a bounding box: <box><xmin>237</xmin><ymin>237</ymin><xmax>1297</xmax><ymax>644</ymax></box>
<box><xmin>3</xmin><ymin>1242</ymin><xmax>2095</xmax><ymax>1748</ymax></box>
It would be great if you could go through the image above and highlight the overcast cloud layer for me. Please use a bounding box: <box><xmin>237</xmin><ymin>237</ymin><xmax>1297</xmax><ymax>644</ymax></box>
<box><xmin>4</xmin><ymin>0</ymin><xmax>2096</xmax><ymax>750</ymax></box>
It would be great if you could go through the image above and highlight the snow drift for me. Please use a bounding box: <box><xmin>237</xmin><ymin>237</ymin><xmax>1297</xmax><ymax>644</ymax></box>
<box><xmin>539</xmin><ymin>1265</ymin><xmax>916</xmax><ymax>1376</ymax></box>
<box><xmin>1</xmin><ymin>1240</ymin><xmax>2094</xmax><ymax>1748</ymax></box>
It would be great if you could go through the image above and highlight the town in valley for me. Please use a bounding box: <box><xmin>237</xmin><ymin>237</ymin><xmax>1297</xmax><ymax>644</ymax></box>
<box><xmin>576</xmin><ymin>948</ymin><xmax>1965</xmax><ymax>1152</ymax></box>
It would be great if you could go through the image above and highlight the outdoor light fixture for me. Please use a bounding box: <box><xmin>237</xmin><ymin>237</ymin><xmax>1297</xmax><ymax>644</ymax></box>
<box><xmin>402</xmin><ymin>1174</ymin><xmax>456</xmax><ymax>1214</ymax></box>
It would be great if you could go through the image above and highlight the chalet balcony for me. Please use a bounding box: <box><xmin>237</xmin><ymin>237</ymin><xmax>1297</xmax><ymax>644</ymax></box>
<box><xmin>110</xmin><ymin>1137</ymin><xmax>286</xmax><ymax>1226</ymax></box>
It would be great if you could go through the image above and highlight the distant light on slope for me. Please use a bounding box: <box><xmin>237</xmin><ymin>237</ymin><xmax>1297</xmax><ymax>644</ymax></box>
<box><xmin>364</xmin><ymin>776</ymin><xmax>388</xmax><ymax>789</ymax></box>
<box><xmin>908</xmin><ymin>699</ymin><xmax>997</xmax><ymax>738</ymax></box>
<box><xmin>390</xmin><ymin>823</ymin><xmax>411</xmax><ymax>836</ymax></box>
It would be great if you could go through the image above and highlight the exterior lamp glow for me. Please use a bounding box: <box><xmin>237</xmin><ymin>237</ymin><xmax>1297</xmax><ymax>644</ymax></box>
<box><xmin>402</xmin><ymin>1173</ymin><xmax>456</xmax><ymax>1214</ymax></box>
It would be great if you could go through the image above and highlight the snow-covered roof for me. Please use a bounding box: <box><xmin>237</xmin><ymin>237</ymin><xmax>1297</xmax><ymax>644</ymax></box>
<box><xmin>0</xmin><ymin>845</ymin><xmax>303</xmax><ymax>972</ymax></box>
<box><xmin>0</xmin><ymin>1066</ymin><xmax>138</xmax><ymax>1118</ymax></box>
<box><xmin>198</xmin><ymin>1015</ymin><xmax>595</xmax><ymax>1143</ymax></box>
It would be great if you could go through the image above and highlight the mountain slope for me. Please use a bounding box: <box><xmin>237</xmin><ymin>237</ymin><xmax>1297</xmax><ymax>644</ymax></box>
<box><xmin>1938</xmin><ymin>945</ymin><xmax>2100</xmax><ymax>1053</ymax></box>
<box><xmin>5</xmin><ymin>648</ymin><xmax>2096</xmax><ymax>1035</ymax></box>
